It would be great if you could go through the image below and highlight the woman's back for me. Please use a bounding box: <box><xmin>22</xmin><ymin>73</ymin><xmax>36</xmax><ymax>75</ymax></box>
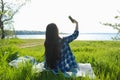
<box><xmin>44</xmin><ymin>16</ymin><xmax>79</xmax><ymax>73</ymax></box>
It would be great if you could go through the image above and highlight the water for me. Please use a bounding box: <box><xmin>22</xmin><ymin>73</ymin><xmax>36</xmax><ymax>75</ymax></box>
<box><xmin>16</xmin><ymin>33</ymin><xmax>117</xmax><ymax>40</ymax></box>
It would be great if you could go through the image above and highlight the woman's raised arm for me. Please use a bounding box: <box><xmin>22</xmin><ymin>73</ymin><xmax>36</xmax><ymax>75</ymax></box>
<box><xmin>68</xmin><ymin>16</ymin><xmax>79</xmax><ymax>31</ymax></box>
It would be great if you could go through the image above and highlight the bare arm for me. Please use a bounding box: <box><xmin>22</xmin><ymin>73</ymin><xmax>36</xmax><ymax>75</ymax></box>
<box><xmin>68</xmin><ymin>16</ymin><xmax>79</xmax><ymax>31</ymax></box>
<box><xmin>75</xmin><ymin>20</ymin><xmax>78</xmax><ymax>31</ymax></box>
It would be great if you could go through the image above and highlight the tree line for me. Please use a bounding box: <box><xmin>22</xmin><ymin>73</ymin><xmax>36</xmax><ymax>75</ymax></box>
<box><xmin>0</xmin><ymin>30</ymin><xmax>45</xmax><ymax>38</ymax></box>
<box><xmin>15</xmin><ymin>30</ymin><xmax>45</xmax><ymax>35</ymax></box>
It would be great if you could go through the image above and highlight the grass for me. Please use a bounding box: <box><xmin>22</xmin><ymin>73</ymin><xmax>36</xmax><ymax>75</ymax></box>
<box><xmin>0</xmin><ymin>39</ymin><xmax>120</xmax><ymax>80</ymax></box>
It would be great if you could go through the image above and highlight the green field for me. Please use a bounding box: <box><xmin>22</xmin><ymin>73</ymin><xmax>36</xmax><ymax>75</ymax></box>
<box><xmin>0</xmin><ymin>39</ymin><xmax>120</xmax><ymax>80</ymax></box>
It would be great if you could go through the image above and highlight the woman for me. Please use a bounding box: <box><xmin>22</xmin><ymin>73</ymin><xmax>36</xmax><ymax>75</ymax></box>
<box><xmin>44</xmin><ymin>16</ymin><xmax>79</xmax><ymax>73</ymax></box>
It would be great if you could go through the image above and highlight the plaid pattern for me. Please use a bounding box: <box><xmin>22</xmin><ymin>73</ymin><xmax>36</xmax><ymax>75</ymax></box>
<box><xmin>56</xmin><ymin>30</ymin><xmax>79</xmax><ymax>72</ymax></box>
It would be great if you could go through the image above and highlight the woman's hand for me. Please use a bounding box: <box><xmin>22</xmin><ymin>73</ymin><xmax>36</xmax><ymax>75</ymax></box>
<box><xmin>69</xmin><ymin>16</ymin><xmax>78</xmax><ymax>24</ymax></box>
<box><xmin>68</xmin><ymin>16</ymin><xmax>78</xmax><ymax>31</ymax></box>
<box><xmin>72</xmin><ymin>18</ymin><xmax>78</xmax><ymax>24</ymax></box>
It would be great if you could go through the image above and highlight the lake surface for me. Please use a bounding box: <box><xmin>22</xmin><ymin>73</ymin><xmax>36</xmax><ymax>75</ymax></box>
<box><xmin>17</xmin><ymin>33</ymin><xmax>117</xmax><ymax>40</ymax></box>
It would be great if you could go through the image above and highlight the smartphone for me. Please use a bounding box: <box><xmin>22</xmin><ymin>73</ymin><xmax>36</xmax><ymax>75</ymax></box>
<box><xmin>68</xmin><ymin>16</ymin><xmax>74</xmax><ymax>23</ymax></box>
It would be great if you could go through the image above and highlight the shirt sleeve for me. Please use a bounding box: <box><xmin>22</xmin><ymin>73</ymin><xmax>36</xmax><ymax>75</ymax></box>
<box><xmin>63</xmin><ymin>30</ymin><xmax>79</xmax><ymax>43</ymax></box>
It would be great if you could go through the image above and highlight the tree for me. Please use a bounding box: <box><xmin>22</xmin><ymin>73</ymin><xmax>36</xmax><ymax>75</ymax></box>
<box><xmin>0</xmin><ymin>0</ymin><xmax>29</xmax><ymax>39</ymax></box>
<box><xmin>101</xmin><ymin>11</ymin><xmax>120</xmax><ymax>40</ymax></box>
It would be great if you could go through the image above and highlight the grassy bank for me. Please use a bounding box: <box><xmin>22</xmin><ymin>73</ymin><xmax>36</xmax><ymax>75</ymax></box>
<box><xmin>0</xmin><ymin>39</ymin><xmax>120</xmax><ymax>80</ymax></box>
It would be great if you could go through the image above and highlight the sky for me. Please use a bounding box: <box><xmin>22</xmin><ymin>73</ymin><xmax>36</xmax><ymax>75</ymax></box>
<box><xmin>13</xmin><ymin>0</ymin><xmax>120</xmax><ymax>33</ymax></box>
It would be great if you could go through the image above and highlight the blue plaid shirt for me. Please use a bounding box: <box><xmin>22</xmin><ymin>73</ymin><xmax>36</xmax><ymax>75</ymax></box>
<box><xmin>56</xmin><ymin>30</ymin><xmax>79</xmax><ymax>73</ymax></box>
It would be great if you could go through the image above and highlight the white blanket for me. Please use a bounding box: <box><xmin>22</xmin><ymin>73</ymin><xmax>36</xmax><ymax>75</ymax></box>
<box><xmin>9</xmin><ymin>56</ymin><xmax>95</xmax><ymax>79</ymax></box>
<box><xmin>32</xmin><ymin>62</ymin><xmax>95</xmax><ymax>79</ymax></box>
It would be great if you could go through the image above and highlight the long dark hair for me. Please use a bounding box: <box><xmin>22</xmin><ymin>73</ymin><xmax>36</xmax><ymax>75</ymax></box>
<box><xmin>44</xmin><ymin>23</ymin><xmax>61</xmax><ymax>69</ymax></box>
